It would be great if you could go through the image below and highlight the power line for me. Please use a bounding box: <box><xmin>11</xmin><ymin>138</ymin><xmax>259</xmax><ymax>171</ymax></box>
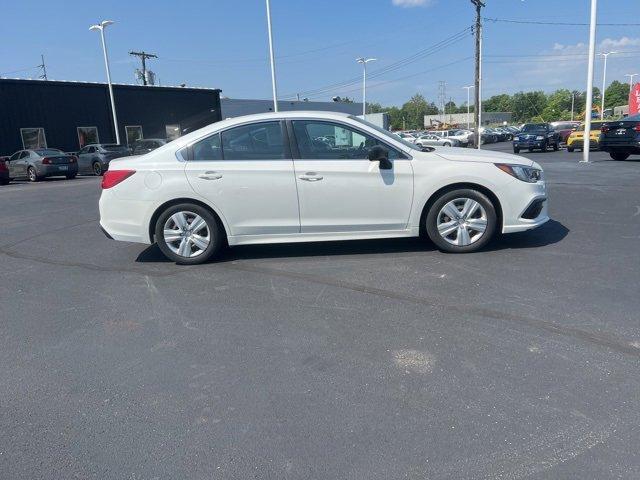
<box><xmin>281</xmin><ymin>27</ymin><xmax>472</xmax><ymax>99</ymax></box>
<box><xmin>0</xmin><ymin>66</ymin><xmax>40</xmax><ymax>76</ymax></box>
<box><xmin>485</xmin><ymin>17</ymin><xmax>640</xmax><ymax>26</ymax></box>
<box><xmin>129</xmin><ymin>51</ymin><xmax>157</xmax><ymax>86</ymax></box>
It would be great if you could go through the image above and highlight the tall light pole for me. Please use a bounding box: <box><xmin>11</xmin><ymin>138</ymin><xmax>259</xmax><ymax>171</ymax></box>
<box><xmin>624</xmin><ymin>73</ymin><xmax>638</xmax><ymax>92</ymax></box>
<box><xmin>598</xmin><ymin>51</ymin><xmax>616</xmax><ymax>120</ymax></box>
<box><xmin>89</xmin><ymin>20</ymin><xmax>120</xmax><ymax>145</ymax></box>
<box><xmin>582</xmin><ymin>0</ymin><xmax>598</xmax><ymax>164</ymax></box>
<box><xmin>570</xmin><ymin>91</ymin><xmax>580</xmax><ymax>121</ymax></box>
<box><xmin>265</xmin><ymin>0</ymin><xmax>279</xmax><ymax>112</ymax></box>
<box><xmin>356</xmin><ymin>57</ymin><xmax>377</xmax><ymax>117</ymax></box>
<box><xmin>463</xmin><ymin>85</ymin><xmax>474</xmax><ymax>129</ymax></box>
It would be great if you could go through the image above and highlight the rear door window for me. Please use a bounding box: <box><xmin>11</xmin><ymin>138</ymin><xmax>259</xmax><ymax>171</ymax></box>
<box><xmin>220</xmin><ymin>122</ymin><xmax>285</xmax><ymax>160</ymax></box>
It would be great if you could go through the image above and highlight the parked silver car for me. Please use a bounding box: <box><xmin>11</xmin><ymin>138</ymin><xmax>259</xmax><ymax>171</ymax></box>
<box><xmin>77</xmin><ymin>144</ymin><xmax>130</xmax><ymax>176</ymax></box>
<box><xmin>414</xmin><ymin>134</ymin><xmax>458</xmax><ymax>147</ymax></box>
<box><xmin>6</xmin><ymin>148</ymin><xmax>78</xmax><ymax>182</ymax></box>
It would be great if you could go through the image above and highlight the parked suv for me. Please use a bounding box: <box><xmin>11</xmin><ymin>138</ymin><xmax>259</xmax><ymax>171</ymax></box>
<box><xmin>6</xmin><ymin>148</ymin><xmax>78</xmax><ymax>181</ymax></box>
<box><xmin>77</xmin><ymin>144</ymin><xmax>130</xmax><ymax>176</ymax></box>
<box><xmin>513</xmin><ymin>123</ymin><xmax>560</xmax><ymax>153</ymax></box>
<box><xmin>599</xmin><ymin>114</ymin><xmax>640</xmax><ymax>160</ymax></box>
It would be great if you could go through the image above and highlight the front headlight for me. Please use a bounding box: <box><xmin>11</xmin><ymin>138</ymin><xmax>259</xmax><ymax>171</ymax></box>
<box><xmin>494</xmin><ymin>163</ymin><xmax>543</xmax><ymax>183</ymax></box>
<box><xmin>536</xmin><ymin>135</ymin><xmax>544</xmax><ymax>140</ymax></box>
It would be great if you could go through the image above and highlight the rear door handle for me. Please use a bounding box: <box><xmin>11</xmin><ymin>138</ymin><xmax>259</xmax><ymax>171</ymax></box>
<box><xmin>198</xmin><ymin>171</ymin><xmax>223</xmax><ymax>180</ymax></box>
<box><xmin>299</xmin><ymin>172</ymin><xmax>323</xmax><ymax>182</ymax></box>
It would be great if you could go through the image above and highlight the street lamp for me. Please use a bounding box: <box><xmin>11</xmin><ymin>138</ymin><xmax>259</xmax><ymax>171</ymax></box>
<box><xmin>598</xmin><ymin>51</ymin><xmax>617</xmax><ymax>120</ymax></box>
<box><xmin>89</xmin><ymin>20</ymin><xmax>120</xmax><ymax>145</ymax></box>
<box><xmin>356</xmin><ymin>57</ymin><xmax>377</xmax><ymax>117</ymax></box>
<box><xmin>624</xmin><ymin>73</ymin><xmax>638</xmax><ymax>92</ymax></box>
<box><xmin>265</xmin><ymin>0</ymin><xmax>278</xmax><ymax>112</ymax></box>
<box><xmin>462</xmin><ymin>85</ymin><xmax>474</xmax><ymax>129</ymax></box>
<box><xmin>570</xmin><ymin>91</ymin><xmax>581</xmax><ymax>121</ymax></box>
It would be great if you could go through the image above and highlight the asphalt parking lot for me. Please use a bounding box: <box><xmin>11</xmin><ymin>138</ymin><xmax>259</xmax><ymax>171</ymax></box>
<box><xmin>1</xmin><ymin>144</ymin><xmax>640</xmax><ymax>479</ymax></box>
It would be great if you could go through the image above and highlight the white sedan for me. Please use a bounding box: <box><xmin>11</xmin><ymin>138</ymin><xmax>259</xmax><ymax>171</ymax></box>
<box><xmin>99</xmin><ymin>111</ymin><xmax>549</xmax><ymax>264</ymax></box>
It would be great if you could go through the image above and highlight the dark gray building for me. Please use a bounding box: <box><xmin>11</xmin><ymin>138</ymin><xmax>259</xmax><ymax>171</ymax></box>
<box><xmin>221</xmin><ymin>98</ymin><xmax>362</xmax><ymax>119</ymax></box>
<box><xmin>0</xmin><ymin>78</ymin><xmax>221</xmax><ymax>155</ymax></box>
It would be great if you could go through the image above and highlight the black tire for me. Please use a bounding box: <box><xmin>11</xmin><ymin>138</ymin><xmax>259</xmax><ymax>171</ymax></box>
<box><xmin>513</xmin><ymin>147</ymin><xmax>520</xmax><ymax>154</ymax></box>
<box><xmin>610</xmin><ymin>150</ymin><xmax>630</xmax><ymax>161</ymax></box>
<box><xmin>553</xmin><ymin>142</ymin><xmax>559</xmax><ymax>151</ymax></box>
<box><xmin>27</xmin><ymin>166</ymin><xmax>40</xmax><ymax>182</ymax></box>
<box><xmin>567</xmin><ymin>146</ymin><xmax>574</xmax><ymax>152</ymax></box>
<box><xmin>0</xmin><ymin>179</ymin><xmax>9</xmax><ymax>186</ymax></box>
<box><xmin>66</xmin><ymin>173</ymin><xmax>76</xmax><ymax>180</ymax></box>
<box><xmin>443</xmin><ymin>142</ymin><xmax>452</xmax><ymax>147</ymax></box>
<box><xmin>425</xmin><ymin>189</ymin><xmax>497</xmax><ymax>253</ymax></box>
<box><xmin>540</xmin><ymin>141</ymin><xmax>547</xmax><ymax>152</ymax></box>
<box><xmin>154</xmin><ymin>203</ymin><xmax>223</xmax><ymax>265</ymax></box>
<box><xmin>92</xmin><ymin>162</ymin><xmax>103</xmax><ymax>176</ymax></box>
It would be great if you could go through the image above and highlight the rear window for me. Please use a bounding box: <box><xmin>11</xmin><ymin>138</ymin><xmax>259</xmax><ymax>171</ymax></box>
<box><xmin>102</xmin><ymin>145</ymin><xmax>129</xmax><ymax>152</ymax></box>
<box><xmin>624</xmin><ymin>114</ymin><xmax>640</xmax><ymax>121</ymax></box>
<box><xmin>34</xmin><ymin>149</ymin><xmax>63</xmax><ymax>156</ymax></box>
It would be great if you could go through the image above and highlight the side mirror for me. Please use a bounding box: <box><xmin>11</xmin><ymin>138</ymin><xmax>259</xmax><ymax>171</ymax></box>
<box><xmin>367</xmin><ymin>145</ymin><xmax>392</xmax><ymax>170</ymax></box>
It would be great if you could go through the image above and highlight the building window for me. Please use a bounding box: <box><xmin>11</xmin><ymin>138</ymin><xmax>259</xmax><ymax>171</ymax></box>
<box><xmin>20</xmin><ymin>128</ymin><xmax>47</xmax><ymax>149</ymax></box>
<box><xmin>125</xmin><ymin>126</ymin><xmax>143</xmax><ymax>146</ymax></box>
<box><xmin>77</xmin><ymin>126</ymin><xmax>99</xmax><ymax>148</ymax></box>
<box><xmin>165</xmin><ymin>124</ymin><xmax>181</xmax><ymax>141</ymax></box>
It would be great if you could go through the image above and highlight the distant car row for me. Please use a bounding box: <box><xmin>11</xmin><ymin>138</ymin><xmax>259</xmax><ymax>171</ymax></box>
<box><xmin>0</xmin><ymin>138</ymin><xmax>167</xmax><ymax>184</ymax></box>
<box><xmin>395</xmin><ymin>125</ymin><xmax>521</xmax><ymax>149</ymax></box>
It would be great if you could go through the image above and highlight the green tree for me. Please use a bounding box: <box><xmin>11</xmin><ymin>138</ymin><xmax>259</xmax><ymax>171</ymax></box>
<box><xmin>511</xmin><ymin>91</ymin><xmax>548</xmax><ymax>122</ymax></box>
<box><xmin>483</xmin><ymin>94</ymin><xmax>512</xmax><ymax>113</ymax></box>
<box><xmin>604</xmin><ymin>80</ymin><xmax>629</xmax><ymax>109</ymax></box>
<box><xmin>400</xmin><ymin>94</ymin><xmax>438</xmax><ymax>129</ymax></box>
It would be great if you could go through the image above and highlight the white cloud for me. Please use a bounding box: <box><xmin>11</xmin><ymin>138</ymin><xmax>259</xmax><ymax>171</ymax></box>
<box><xmin>392</xmin><ymin>0</ymin><xmax>434</xmax><ymax>7</ymax></box>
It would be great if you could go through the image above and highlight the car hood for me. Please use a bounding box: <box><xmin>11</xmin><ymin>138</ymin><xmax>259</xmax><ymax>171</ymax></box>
<box><xmin>428</xmin><ymin>147</ymin><xmax>534</xmax><ymax>166</ymax></box>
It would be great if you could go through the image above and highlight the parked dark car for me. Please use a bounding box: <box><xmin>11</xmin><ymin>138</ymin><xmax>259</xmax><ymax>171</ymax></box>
<box><xmin>6</xmin><ymin>148</ymin><xmax>77</xmax><ymax>181</ymax></box>
<box><xmin>599</xmin><ymin>114</ymin><xmax>640</xmax><ymax>160</ymax></box>
<box><xmin>131</xmin><ymin>138</ymin><xmax>167</xmax><ymax>155</ymax></box>
<box><xmin>551</xmin><ymin>121</ymin><xmax>581</xmax><ymax>144</ymax></box>
<box><xmin>0</xmin><ymin>157</ymin><xmax>10</xmax><ymax>185</ymax></box>
<box><xmin>77</xmin><ymin>144</ymin><xmax>130</xmax><ymax>176</ymax></box>
<box><xmin>513</xmin><ymin>123</ymin><xmax>560</xmax><ymax>153</ymax></box>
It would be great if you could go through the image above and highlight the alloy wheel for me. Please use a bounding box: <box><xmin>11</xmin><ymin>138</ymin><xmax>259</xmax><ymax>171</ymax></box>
<box><xmin>436</xmin><ymin>198</ymin><xmax>488</xmax><ymax>247</ymax></box>
<box><xmin>162</xmin><ymin>211</ymin><xmax>211</xmax><ymax>258</ymax></box>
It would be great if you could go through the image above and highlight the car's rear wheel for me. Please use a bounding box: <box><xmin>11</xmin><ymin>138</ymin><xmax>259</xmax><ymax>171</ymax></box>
<box><xmin>553</xmin><ymin>142</ymin><xmax>559</xmax><ymax>151</ymax></box>
<box><xmin>65</xmin><ymin>173</ymin><xmax>76</xmax><ymax>180</ymax></box>
<box><xmin>425</xmin><ymin>189</ymin><xmax>497</xmax><ymax>253</ymax></box>
<box><xmin>155</xmin><ymin>203</ymin><xmax>223</xmax><ymax>265</ymax></box>
<box><xmin>610</xmin><ymin>150</ymin><xmax>630</xmax><ymax>161</ymax></box>
<box><xmin>567</xmin><ymin>146</ymin><xmax>574</xmax><ymax>152</ymax></box>
<box><xmin>513</xmin><ymin>147</ymin><xmax>520</xmax><ymax>154</ymax></box>
<box><xmin>93</xmin><ymin>162</ymin><xmax>103</xmax><ymax>176</ymax></box>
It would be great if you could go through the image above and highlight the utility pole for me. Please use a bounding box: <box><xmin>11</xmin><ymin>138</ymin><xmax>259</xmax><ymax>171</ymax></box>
<box><xmin>38</xmin><ymin>54</ymin><xmax>47</xmax><ymax>80</ymax></box>
<box><xmin>129</xmin><ymin>51</ymin><xmax>157</xmax><ymax>86</ymax></box>
<box><xmin>581</xmin><ymin>0</ymin><xmax>597</xmax><ymax>164</ymax></box>
<box><xmin>624</xmin><ymin>73</ymin><xmax>638</xmax><ymax>99</ymax></box>
<box><xmin>570</xmin><ymin>92</ymin><xmax>578</xmax><ymax>121</ymax></box>
<box><xmin>471</xmin><ymin>0</ymin><xmax>485</xmax><ymax>150</ymax></box>
<box><xmin>437</xmin><ymin>81</ymin><xmax>446</xmax><ymax>124</ymax></box>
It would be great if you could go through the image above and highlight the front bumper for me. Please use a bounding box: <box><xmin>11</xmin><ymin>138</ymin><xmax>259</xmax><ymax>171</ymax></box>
<box><xmin>37</xmin><ymin>164</ymin><xmax>78</xmax><ymax>177</ymax></box>
<box><xmin>500</xmin><ymin>179</ymin><xmax>550</xmax><ymax>233</ymax></box>
<box><xmin>513</xmin><ymin>140</ymin><xmax>545</xmax><ymax>149</ymax></box>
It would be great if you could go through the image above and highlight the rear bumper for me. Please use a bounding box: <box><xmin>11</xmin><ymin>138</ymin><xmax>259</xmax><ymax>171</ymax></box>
<box><xmin>99</xmin><ymin>190</ymin><xmax>153</xmax><ymax>244</ymax></box>
<box><xmin>37</xmin><ymin>164</ymin><xmax>78</xmax><ymax>177</ymax></box>
<box><xmin>599</xmin><ymin>139</ymin><xmax>640</xmax><ymax>152</ymax></box>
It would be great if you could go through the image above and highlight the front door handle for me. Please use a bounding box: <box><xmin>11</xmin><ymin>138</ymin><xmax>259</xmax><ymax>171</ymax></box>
<box><xmin>198</xmin><ymin>171</ymin><xmax>223</xmax><ymax>180</ymax></box>
<box><xmin>299</xmin><ymin>172</ymin><xmax>323</xmax><ymax>182</ymax></box>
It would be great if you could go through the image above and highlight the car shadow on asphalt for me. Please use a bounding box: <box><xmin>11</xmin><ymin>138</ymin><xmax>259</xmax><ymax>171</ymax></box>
<box><xmin>135</xmin><ymin>219</ymin><xmax>569</xmax><ymax>264</ymax></box>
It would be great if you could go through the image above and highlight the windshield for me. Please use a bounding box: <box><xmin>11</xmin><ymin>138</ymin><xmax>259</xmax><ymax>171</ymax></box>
<box><xmin>349</xmin><ymin>116</ymin><xmax>421</xmax><ymax>150</ymax></box>
<box><xmin>101</xmin><ymin>145</ymin><xmax>129</xmax><ymax>152</ymax></box>
<box><xmin>522</xmin><ymin>124</ymin><xmax>547</xmax><ymax>132</ymax></box>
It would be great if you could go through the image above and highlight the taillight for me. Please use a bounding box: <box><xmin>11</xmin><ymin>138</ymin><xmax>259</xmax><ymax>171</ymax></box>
<box><xmin>601</xmin><ymin>125</ymin><xmax>609</xmax><ymax>133</ymax></box>
<box><xmin>0</xmin><ymin>161</ymin><xmax>7</xmax><ymax>172</ymax></box>
<box><xmin>101</xmin><ymin>169</ymin><xmax>135</xmax><ymax>189</ymax></box>
<box><xmin>41</xmin><ymin>157</ymin><xmax>52</xmax><ymax>164</ymax></box>
<box><xmin>634</xmin><ymin>123</ymin><xmax>640</xmax><ymax>133</ymax></box>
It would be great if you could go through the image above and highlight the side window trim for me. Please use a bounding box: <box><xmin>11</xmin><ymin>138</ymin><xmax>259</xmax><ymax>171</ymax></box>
<box><xmin>288</xmin><ymin>119</ymin><xmax>407</xmax><ymax>160</ymax></box>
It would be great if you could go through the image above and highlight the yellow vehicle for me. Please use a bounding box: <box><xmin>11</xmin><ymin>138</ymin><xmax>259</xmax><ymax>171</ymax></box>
<box><xmin>566</xmin><ymin>121</ymin><xmax>604</xmax><ymax>152</ymax></box>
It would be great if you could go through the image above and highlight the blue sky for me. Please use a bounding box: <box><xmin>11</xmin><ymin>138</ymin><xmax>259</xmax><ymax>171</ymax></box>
<box><xmin>2</xmin><ymin>0</ymin><xmax>640</xmax><ymax>106</ymax></box>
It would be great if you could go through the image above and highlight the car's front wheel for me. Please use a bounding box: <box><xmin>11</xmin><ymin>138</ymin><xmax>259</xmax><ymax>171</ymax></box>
<box><xmin>27</xmin><ymin>167</ymin><xmax>40</xmax><ymax>182</ymax></box>
<box><xmin>154</xmin><ymin>203</ymin><xmax>223</xmax><ymax>265</ymax></box>
<box><xmin>93</xmin><ymin>162</ymin><xmax>103</xmax><ymax>176</ymax></box>
<box><xmin>425</xmin><ymin>189</ymin><xmax>497</xmax><ymax>253</ymax></box>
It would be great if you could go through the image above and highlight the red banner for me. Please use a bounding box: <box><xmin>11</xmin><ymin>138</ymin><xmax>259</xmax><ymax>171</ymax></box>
<box><xmin>630</xmin><ymin>83</ymin><xmax>640</xmax><ymax>115</ymax></box>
